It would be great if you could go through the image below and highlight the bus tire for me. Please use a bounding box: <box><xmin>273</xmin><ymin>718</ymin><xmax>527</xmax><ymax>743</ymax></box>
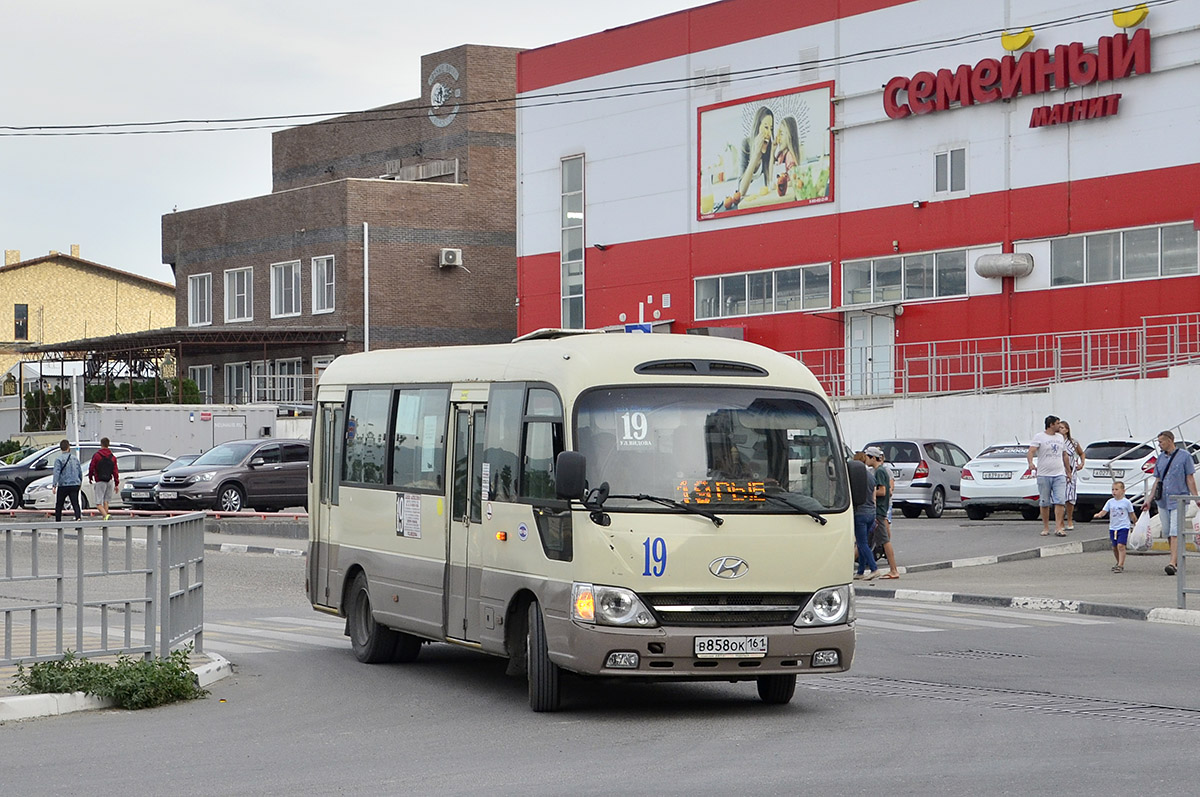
<box><xmin>527</xmin><ymin>601</ymin><xmax>561</xmax><ymax>712</ymax></box>
<box><xmin>347</xmin><ymin>572</ymin><xmax>399</xmax><ymax>664</ymax></box>
<box><xmin>756</xmin><ymin>674</ymin><xmax>797</xmax><ymax>705</ymax></box>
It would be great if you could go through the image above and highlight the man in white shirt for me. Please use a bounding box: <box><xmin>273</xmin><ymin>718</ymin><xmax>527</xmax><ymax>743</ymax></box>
<box><xmin>1027</xmin><ymin>415</ymin><xmax>1071</xmax><ymax>537</ymax></box>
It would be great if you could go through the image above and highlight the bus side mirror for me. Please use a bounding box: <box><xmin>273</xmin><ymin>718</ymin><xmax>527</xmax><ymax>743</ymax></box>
<box><xmin>555</xmin><ymin>451</ymin><xmax>587</xmax><ymax>499</ymax></box>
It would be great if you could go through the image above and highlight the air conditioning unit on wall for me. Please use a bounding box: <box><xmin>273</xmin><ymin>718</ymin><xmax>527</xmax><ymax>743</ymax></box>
<box><xmin>439</xmin><ymin>248</ymin><xmax>462</xmax><ymax>268</ymax></box>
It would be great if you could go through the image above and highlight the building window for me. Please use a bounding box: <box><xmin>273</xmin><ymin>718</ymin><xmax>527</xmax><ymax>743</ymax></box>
<box><xmin>225</xmin><ymin>362</ymin><xmax>249</xmax><ymax>403</ymax></box>
<box><xmin>843</xmin><ymin>249</ymin><xmax>968</xmax><ymax>306</ymax></box>
<box><xmin>188</xmin><ymin>365</ymin><xmax>213</xmax><ymax>403</ymax></box>
<box><xmin>935</xmin><ymin>147</ymin><xmax>966</xmax><ymax>193</ymax></box>
<box><xmin>188</xmin><ymin>273</ymin><xmax>212</xmax><ymax>326</ymax></box>
<box><xmin>1050</xmin><ymin>223</ymin><xmax>1199</xmax><ymax>287</ymax></box>
<box><xmin>276</xmin><ymin>358</ymin><xmax>302</xmax><ymax>402</ymax></box>
<box><xmin>695</xmin><ymin>264</ymin><xmax>831</xmax><ymax>320</ymax></box>
<box><xmin>312</xmin><ymin>256</ymin><xmax>335</xmax><ymax>314</ymax></box>
<box><xmin>14</xmin><ymin>304</ymin><xmax>28</xmax><ymax>340</ymax></box>
<box><xmin>271</xmin><ymin>260</ymin><xmax>302</xmax><ymax>318</ymax></box>
<box><xmin>224</xmin><ymin>267</ymin><xmax>253</xmax><ymax>322</ymax></box>
<box><xmin>251</xmin><ymin>360</ymin><xmax>271</xmax><ymax>402</ymax></box>
<box><xmin>561</xmin><ymin>156</ymin><xmax>584</xmax><ymax>329</ymax></box>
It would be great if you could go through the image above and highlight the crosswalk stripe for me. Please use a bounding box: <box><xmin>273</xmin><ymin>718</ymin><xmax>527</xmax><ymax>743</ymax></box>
<box><xmin>203</xmin><ymin>621</ymin><xmax>346</xmax><ymax>649</ymax></box>
<box><xmin>263</xmin><ymin>615</ymin><xmax>345</xmax><ymax>631</ymax></box>
<box><xmin>863</xmin><ymin>598</ymin><xmax>1110</xmax><ymax>625</ymax></box>
<box><xmin>859</xmin><ymin>607</ymin><xmax>1029</xmax><ymax>629</ymax></box>
<box><xmin>855</xmin><ymin>618</ymin><xmax>942</xmax><ymax>632</ymax></box>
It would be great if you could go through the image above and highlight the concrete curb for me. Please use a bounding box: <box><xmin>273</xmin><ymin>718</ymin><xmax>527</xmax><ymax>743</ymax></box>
<box><xmin>901</xmin><ymin>536</ymin><xmax>1114</xmax><ymax>573</ymax></box>
<box><xmin>204</xmin><ymin>541</ymin><xmax>305</xmax><ymax>557</ymax></box>
<box><xmin>0</xmin><ymin>652</ymin><xmax>232</xmax><ymax>723</ymax></box>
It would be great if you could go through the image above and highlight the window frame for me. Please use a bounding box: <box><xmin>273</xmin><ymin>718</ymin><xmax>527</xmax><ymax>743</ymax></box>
<box><xmin>224</xmin><ymin>267</ymin><xmax>254</xmax><ymax>323</ymax></box>
<box><xmin>560</xmin><ymin>155</ymin><xmax>585</xmax><ymax>329</ymax></box>
<box><xmin>188</xmin><ymin>273</ymin><xmax>212</xmax><ymax>327</ymax></box>
<box><xmin>312</xmin><ymin>255</ymin><xmax>335</xmax><ymax>314</ymax></box>
<box><xmin>14</xmin><ymin>303</ymin><xmax>28</xmax><ymax>341</ymax></box>
<box><xmin>1048</xmin><ymin>223</ymin><xmax>1199</xmax><ymax>288</ymax></box>
<box><xmin>694</xmin><ymin>263</ymin><xmax>832</xmax><ymax>321</ymax></box>
<box><xmin>934</xmin><ymin>146</ymin><xmax>967</xmax><ymax>195</ymax></box>
<box><xmin>842</xmin><ymin>248</ymin><xmax>969</xmax><ymax>306</ymax></box>
<box><xmin>188</xmin><ymin>365</ymin><xmax>213</xmax><ymax>403</ymax></box>
<box><xmin>271</xmin><ymin>260</ymin><xmax>302</xmax><ymax>318</ymax></box>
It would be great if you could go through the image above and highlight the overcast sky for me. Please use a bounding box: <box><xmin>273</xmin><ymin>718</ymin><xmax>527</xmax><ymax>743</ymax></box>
<box><xmin>0</xmin><ymin>0</ymin><xmax>700</xmax><ymax>284</ymax></box>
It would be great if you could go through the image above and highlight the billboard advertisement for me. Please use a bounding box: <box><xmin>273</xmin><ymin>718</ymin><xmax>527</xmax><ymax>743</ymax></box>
<box><xmin>698</xmin><ymin>82</ymin><xmax>834</xmax><ymax>220</ymax></box>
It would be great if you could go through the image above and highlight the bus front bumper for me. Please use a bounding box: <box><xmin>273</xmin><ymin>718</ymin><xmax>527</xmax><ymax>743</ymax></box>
<box><xmin>549</xmin><ymin>618</ymin><xmax>855</xmax><ymax>679</ymax></box>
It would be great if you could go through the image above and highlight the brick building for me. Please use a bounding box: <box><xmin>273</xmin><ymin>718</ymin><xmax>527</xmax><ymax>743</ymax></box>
<box><xmin>162</xmin><ymin>44</ymin><xmax>521</xmax><ymax>404</ymax></box>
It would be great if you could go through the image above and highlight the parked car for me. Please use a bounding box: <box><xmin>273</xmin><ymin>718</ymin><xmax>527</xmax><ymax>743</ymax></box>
<box><xmin>154</xmin><ymin>439</ymin><xmax>310</xmax><ymax>513</ymax></box>
<box><xmin>865</xmin><ymin>438</ymin><xmax>971</xmax><ymax>518</ymax></box>
<box><xmin>960</xmin><ymin>443</ymin><xmax>1041</xmax><ymax>520</ymax></box>
<box><xmin>0</xmin><ymin>441</ymin><xmax>140</xmax><ymax>510</ymax></box>
<box><xmin>119</xmin><ymin>453</ymin><xmax>201</xmax><ymax>510</ymax></box>
<box><xmin>1073</xmin><ymin>439</ymin><xmax>1200</xmax><ymax>522</ymax></box>
<box><xmin>23</xmin><ymin>451</ymin><xmax>176</xmax><ymax>511</ymax></box>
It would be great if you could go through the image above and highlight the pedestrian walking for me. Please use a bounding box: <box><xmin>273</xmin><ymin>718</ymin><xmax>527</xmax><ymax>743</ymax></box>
<box><xmin>865</xmin><ymin>446</ymin><xmax>900</xmax><ymax>579</ymax></box>
<box><xmin>88</xmin><ymin>437</ymin><xmax>120</xmax><ymax>520</ymax></box>
<box><xmin>1060</xmin><ymin>421</ymin><xmax>1085</xmax><ymax>531</ymax></box>
<box><xmin>1095</xmin><ymin>481</ymin><xmax>1135</xmax><ymax>573</ymax></box>
<box><xmin>1027</xmin><ymin>415</ymin><xmax>1071</xmax><ymax>536</ymax></box>
<box><xmin>1140</xmin><ymin>430</ymin><xmax>1199</xmax><ymax>576</ymax></box>
<box><xmin>51</xmin><ymin>439</ymin><xmax>83</xmax><ymax>523</ymax></box>
<box><xmin>851</xmin><ymin>452</ymin><xmax>879</xmax><ymax>580</ymax></box>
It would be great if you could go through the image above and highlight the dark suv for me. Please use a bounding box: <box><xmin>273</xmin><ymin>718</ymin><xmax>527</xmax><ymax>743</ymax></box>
<box><xmin>154</xmin><ymin>439</ymin><xmax>309</xmax><ymax>513</ymax></box>
<box><xmin>0</xmin><ymin>441</ymin><xmax>140</xmax><ymax>510</ymax></box>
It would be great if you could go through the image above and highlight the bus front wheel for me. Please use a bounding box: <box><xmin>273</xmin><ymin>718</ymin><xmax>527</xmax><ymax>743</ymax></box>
<box><xmin>347</xmin><ymin>572</ymin><xmax>399</xmax><ymax>664</ymax></box>
<box><xmin>756</xmin><ymin>674</ymin><xmax>797</xmax><ymax>705</ymax></box>
<box><xmin>527</xmin><ymin>601</ymin><xmax>561</xmax><ymax>712</ymax></box>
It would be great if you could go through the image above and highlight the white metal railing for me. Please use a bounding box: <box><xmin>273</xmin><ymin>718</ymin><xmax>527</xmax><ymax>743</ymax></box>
<box><xmin>1</xmin><ymin>513</ymin><xmax>205</xmax><ymax>665</ymax></box>
<box><xmin>1166</xmin><ymin>494</ymin><xmax>1199</xmax><ymax>610</ymax></box>
<box><xmin>784</xmin><ymin>312</ymin><xmax>1200</xmax><ymax>398</ymax></box>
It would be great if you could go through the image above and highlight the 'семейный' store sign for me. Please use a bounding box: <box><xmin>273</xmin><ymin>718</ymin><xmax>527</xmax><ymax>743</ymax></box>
<box><xmin>882</xmin><ymin>28</ymin><xmax>1150</xmax><ymax>128</ymax></box>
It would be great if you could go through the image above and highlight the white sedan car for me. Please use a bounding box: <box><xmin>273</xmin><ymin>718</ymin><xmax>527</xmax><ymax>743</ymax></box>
<box><xmin>960</xmin><ymin>443</ymin><xmax>1041</xmax><ymax>521</ymax></box>
<box><xmin>22</xmin><ymin>452</ymin><xmax>176</xmax><ymax>511</ymax></box>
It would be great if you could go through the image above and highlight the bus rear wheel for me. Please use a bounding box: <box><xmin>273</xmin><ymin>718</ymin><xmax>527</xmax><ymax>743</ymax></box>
<box><xmin>527</xmin><ymin>601</ymin><xmax>561</xmax><ymax>712</ymax></box>
<box><xmin>756</xmin><ymin>674</ymin><xmax>797</xmax><ymax>705</ymax></box>
<box><xmin>347</xmin><ymin>572</ymin><xmax>400</xmax><ymax>664</ymax></box>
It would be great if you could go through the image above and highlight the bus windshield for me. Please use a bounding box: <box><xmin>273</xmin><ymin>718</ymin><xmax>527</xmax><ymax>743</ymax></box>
<box><xmin>575</xmin><ymin>386</ymin><xmax>847</xmax><ymax>512</ymax></box>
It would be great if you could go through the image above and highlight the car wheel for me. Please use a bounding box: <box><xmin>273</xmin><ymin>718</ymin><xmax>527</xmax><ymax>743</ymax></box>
<box><xmin>217</xmin><ymin>485</ymin><xmax>245</xmax><ymax>513</ymax></box>
<box><xmin>80</xmin><ymin>492</ymin><xmax>91</xmax><ymax>510</ymax></box>
<box><xmin>965</xmin><ymin>505</ymin><xmax>988</xmax><ymax>521</ymax></box>
<box><xmin>926</xmin><ymin>487</ymin><xmax>945</xmax><ymax>518</ymax></box>
<box><xmin>1020</xmin><ymin>506</ymin><xmax>1040</xmax><ymax>521</ymax></box>
<box><xmin>527</xmin><ymin>601</ymin><xmax>561</xmax><ymax>712</ymax></box>
<box><xmin>346</xmin><ymin>572</ymin><xmax>400</xmax><ymax>664</ymax></box>
<box><xmin>0</xmin><ymin>484</ymin><xmax>19</xmax><ymax>510</ymax></box>
<box><xmin>757</xmin><ymin>674</ymin><xmax>797</xmax><ymax>705</ymax></box>
<box><xmin>900</xmin><ymin>505</ymin><xmax>921</xmax><ymax>519</ymax></box>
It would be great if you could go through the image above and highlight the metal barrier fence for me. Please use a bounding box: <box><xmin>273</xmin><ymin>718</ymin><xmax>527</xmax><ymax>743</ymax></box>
<box><xmin>0</xmin><ymin>513</ymin><xmax>206</xmax><ymax>666</ymax></box>
<box><xmin>1168</xmin><ymin>494</ymin><xmax>1199</xmax><ymax>610</ymax></box>
<box><xmin>785</xmin><ymin>312</ymin><xmax>1200</xmax><ymax>398</ymax></box>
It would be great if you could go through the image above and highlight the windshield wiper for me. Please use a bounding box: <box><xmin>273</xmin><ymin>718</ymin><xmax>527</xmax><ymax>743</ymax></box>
<box><xmin>602</xmin><ymin>491</ymin><xmax>724</xmax><ymax>527</ymax></box>
<box><xmin>758</xmin><ymin>492</ymin><xmax>828</xmax><ymax>525</ymax></box>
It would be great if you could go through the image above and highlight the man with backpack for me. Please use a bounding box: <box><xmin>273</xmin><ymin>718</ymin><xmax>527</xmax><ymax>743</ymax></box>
<box><xmin>88</xmin><ymin>437</ymin><xmax>120</xmax><ymax>520</ymax></box>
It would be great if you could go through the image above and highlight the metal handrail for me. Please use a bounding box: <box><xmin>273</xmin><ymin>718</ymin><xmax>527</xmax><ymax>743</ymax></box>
<box><xmin>1167</xmin><ymin>494</ymin><xmax>1199</xmax><ymax>610</ymax></box>
<box><xmin>784</xmin><ymin>312</ymin><xmax>1200</xmax><ymax>398</ymax></box>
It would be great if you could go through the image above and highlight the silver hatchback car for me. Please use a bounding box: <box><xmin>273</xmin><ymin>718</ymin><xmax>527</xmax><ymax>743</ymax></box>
<box><xmin>864</xmin><ymin>438</ymin><xmax>972</xmax><ymax>518</ymax></box>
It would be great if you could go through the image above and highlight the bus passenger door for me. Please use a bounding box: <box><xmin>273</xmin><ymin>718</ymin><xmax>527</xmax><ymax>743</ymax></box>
<box><xmin>446</xmin><ymin>403</ymin><xmax>486</xmax><ymax>642</ymax></box>
<box><xmin>311</xmin><ymin>403</ymin><xmax>342</xmax><ymax>607</ymax></box>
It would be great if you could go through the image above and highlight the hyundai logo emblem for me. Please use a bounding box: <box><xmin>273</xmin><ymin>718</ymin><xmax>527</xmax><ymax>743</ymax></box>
<box><xmin>709</xmin><ymin>556</ymin><xmax>749</xmax><ymax>579</ymax></box>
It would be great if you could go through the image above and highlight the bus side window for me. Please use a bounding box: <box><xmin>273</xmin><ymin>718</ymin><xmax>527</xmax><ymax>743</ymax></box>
<box><xmin>521</xmin><ymin>421</ymin><xmax>561</xmax><ymax>501</ymax></box>
<box><xmin>483</xmin><ymin>383</ymin><xmax>524</xmax><ymax>502</ymax></box>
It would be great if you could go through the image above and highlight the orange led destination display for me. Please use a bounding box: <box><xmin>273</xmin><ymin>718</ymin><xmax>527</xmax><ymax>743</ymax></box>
<box><xmin>676</xmin><ymin>480</ymin><xmax>767</xmax><ymax>504</ymax></box>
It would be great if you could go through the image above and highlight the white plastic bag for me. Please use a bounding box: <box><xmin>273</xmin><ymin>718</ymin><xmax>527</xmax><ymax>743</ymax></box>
<box><xmin>1127</xmin><ymin>511</ymin><xmax>1151</xmax><ymax>553</ymax></box>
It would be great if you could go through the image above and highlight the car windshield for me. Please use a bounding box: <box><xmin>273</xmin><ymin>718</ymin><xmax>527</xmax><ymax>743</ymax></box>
<box><xmin>575</xmin><ymin>386</ymin><xmax>848</xmax><ymax>512</ymax></box>
<box><xmin>867</xmin><ymin>441</ymin><xmax>921</xmax><ymax>463</ymax></box>
<box><xmin>978</xmin><ymin>445</ymin><xmax>1030</xmax><ymax>459</ymax></box>
<box><xmin>166</xmin><ymin>455</ymin><xmax>199</xmax><ymax>471</ymax></box>
<box><xmin>9</xmin><ymin>446</ymin><xmax>55</xmax><ymax>467</ymax></box>
<box><xmin>1085</xmin><ymin>442</ymin><xmax>1153</xmax><ymax>461</ymax></box>
<box><xmin>191</xmin><ymin>442</ymin><xmax>257</xmax><ymax>466</ymax></box>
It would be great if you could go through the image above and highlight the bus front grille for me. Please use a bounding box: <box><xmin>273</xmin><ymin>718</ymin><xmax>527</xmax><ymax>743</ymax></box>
<box><xmin>642</xmin><ymin>593</ymin><xmax>808</xmax><ymax>627</ymax></box>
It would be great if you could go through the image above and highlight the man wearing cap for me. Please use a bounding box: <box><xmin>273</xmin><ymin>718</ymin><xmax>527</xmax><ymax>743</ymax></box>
<box><xmin>1027</xmin><ymin>415</ymin><xmax>1071</xmax><ymax>537</ymax></box>
<box><xmin>865</xmin><ymin>447</ymin><xmax>900</xmax><ymax>579</ymax></box>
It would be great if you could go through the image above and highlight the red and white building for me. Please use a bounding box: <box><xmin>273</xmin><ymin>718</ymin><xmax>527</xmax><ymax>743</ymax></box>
<box><xmin>515</xmin><ymin>0</ymin><xmax>1200</xmax><ymax>398</ymax></box>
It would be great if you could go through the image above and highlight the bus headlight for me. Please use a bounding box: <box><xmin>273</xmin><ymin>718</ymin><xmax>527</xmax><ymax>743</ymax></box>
<box><xmin>795</xmin><ymin>585</ymin><xmax>851</xmax><ymax>627</ymax></box>
<box><xmin>572</xmin><ymin>583</ymin><xmax>658</xmax><ymax>627</ymax></box>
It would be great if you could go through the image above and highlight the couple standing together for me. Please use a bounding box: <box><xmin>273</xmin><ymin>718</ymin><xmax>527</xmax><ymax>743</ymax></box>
<box><xmin>1026</xmin><ymin>415</ymin><xmax>1082</xmax><ymax>537</ymax></box>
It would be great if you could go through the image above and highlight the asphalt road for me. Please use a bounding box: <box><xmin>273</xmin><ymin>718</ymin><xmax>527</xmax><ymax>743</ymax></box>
<box><xmin>2</xmin><ymin>549</ymin><xmax>1197</xmax><ymax>795</ymax></box>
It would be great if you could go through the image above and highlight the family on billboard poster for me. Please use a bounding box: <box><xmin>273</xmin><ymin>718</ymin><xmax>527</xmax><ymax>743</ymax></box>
<box><xmin>698</xmin><ymin>82</ymin><xmax>834</xmax><ymax>219</ymax></box>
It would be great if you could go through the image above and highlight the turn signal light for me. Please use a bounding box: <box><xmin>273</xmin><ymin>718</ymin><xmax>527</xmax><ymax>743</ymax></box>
<box><xmin>573</xmin><ymin>586</ymin><xmax>596</xmax><ymax>622</ymax></box>
<box><xmin>496</xmin><ymin>531</ymin><xmax>507</xmax><ymax>541</ymax></box>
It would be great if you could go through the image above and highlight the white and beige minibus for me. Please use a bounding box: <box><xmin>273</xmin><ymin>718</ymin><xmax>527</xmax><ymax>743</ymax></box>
<box><xmin>307</xmin><ymin>331</ymin><xmax>857</xmax><ymax>711</ymax></box>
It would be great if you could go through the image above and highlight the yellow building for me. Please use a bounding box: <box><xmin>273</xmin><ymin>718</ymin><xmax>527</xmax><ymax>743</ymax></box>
<box><xmin>0</xmin><ymin>246</ymin><xmax>175</xmax><ymax>381</ymax></box>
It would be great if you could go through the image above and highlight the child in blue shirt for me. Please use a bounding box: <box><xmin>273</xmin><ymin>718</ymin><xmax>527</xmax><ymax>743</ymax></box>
<box><xmin>1095</xmin><ymin>481</ymin><xmax>1136</xmax><ymax>573</ymax></box>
